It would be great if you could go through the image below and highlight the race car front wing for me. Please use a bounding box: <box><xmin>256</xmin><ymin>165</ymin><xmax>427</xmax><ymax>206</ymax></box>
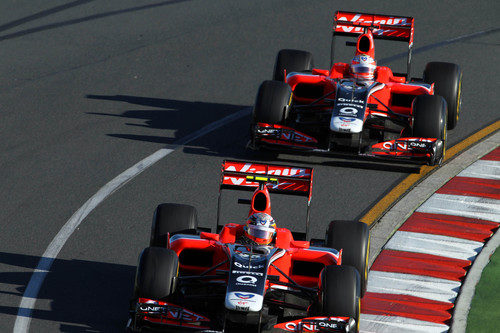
<box><xmin>127</xmin><ymin>298</ymin><xmax>211</xmax><ymax>332</ymax></box>
<box><xmin>251</xmin><ymin>123</ymin><xmax>444</xmax><ymax>165</ymax></box>
<box><xmin>127</xmin><ymin>298</ymin><xmax>356</xmax><ymax>332</ymax></box>
<box><xmin>274</xmin><ymin>316</ymin><xmax>356</xmax><ymax>332</ymax></box>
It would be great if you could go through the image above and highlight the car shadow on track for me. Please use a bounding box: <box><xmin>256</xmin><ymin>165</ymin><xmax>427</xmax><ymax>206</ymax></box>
<box><xmin>86</xmin><ymin>94</ymin><xmax>249</xmax><ymax>145</ymax></box>
<box><xmin>86</xmin><ymin>94</ymin><xmax>422</xmax><ymax>174</ymax></box>
<box><xmin>0</xmin><ymin>251</ymin><xmax>134</xmax><ymax>332</ymax></box>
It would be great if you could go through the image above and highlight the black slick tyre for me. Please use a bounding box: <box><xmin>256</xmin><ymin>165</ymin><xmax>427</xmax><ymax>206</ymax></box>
<box><xmin>423</xmin><ymin>62</ymin><xmax>462</xmax><ymax>130</ymax></box>
<box><xmin>150</xmin><ymin>203</ymin><xmax>198</xmax><ymax>248</ymax></box>
<box><xmin>327</xmin><ymin>221</ymin><xmax>369</xmax><ymax>297</ymax></box>
<box><xmin>253</xmin><ymin>80</ymin><xmax>292</xmax><ymax>125</ymax></box>
<box><xmin>134</xmin><ymin>247</ymin><xmax>178</xmax><ymax>300</ymax></box>
<box><xmin>320</xmin><ymin>265</ymin><xmax>360</xmax><ymax>332</ymax></box>
<box><xmin>412</xmin><ymin>94</ymin><xmax>447</xmax><ymax>165</ymax></box>
<box><xmin>273</xmin><ymin>49</ymin><xmax>314</xmax><ymax>81</ymax></box>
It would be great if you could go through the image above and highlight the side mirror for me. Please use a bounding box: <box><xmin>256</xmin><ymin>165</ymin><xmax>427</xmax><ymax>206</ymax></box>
<box><xmin>200</xmin><ymin>232</ymin><xmax>220</xmax><ymax>241</ymax></box>
<box><xmin>312</xmin><ymin>69</ymin><xmax>330</xmax><ymax>76</ymax></box>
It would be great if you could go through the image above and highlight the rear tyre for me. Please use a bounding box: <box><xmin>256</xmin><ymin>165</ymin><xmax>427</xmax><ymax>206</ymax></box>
<box><xmin>150</xmin><ymin>203</ymin><xmax>198</xmax><ymax>247</ymax></box>
<box><xmin>273</xmin><ymin>49</ymin><xmax>314</xmax><ymax>81</ymax></box>
<box><xmin>423</xmin><ymin>62</ymin><xmax>462</xmax><ymax>130</ymax></box>
<box><xmin>320</xmin><ymin>265</ymin><xmax>360</xmax><ymax>332</ymax></box>
<box><xmin>253</xmin><ymin>80</ymin><xmax>292</xmax><ymax>125</ymax></box>
<box><xmin>412</xmin><ymin>94</ymin><xmax>447</xmax><ymax>166</ymax></box>
<box><xmin>327</xmin><ymin>221</ymin><xmax>369</xmax><ymax>297</ymax></box>
<box><xmin>134</xmin><ymin>247</ymin><xmax>178</xmax><ymax>300</ymax></box>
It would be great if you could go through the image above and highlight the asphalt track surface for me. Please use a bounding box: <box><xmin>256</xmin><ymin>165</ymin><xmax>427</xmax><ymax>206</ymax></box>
<box><xmin>0</xmin><ymin>1</ymin><xmax>498</xmax><ymax>331</ymax></box>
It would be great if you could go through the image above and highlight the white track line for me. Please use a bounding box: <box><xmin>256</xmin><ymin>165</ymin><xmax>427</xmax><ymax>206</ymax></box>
<box><xmin>13</xmin><ymin>107</ymin><xmax>251</xmax><ymax>333</ymax></box>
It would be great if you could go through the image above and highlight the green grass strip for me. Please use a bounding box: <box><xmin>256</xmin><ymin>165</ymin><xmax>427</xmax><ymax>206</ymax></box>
<box><xmin>466</xmin><ymin>248</ymin><xmax>500</xmax><ymax>332</ymax></box>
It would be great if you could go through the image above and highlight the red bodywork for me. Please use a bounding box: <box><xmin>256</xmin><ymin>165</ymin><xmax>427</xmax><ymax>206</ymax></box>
<box><xmin>253</xmin><ymin>11</ymin><xmax>444</xmax><ymax>164</ymax></box>
<box><xmin>169</xmin><ymin>161</ymin><xmax>339</xmax><ymax>289</ymax></box>
<box><xmin>130</xmin><ymin>161</ymin><xmax>352</xmax><ymax>332</ymax></box>
<box><xmin>286</xmin><ymin>64</ymin><xmax>433</xmax><ymax>114</ymax></box>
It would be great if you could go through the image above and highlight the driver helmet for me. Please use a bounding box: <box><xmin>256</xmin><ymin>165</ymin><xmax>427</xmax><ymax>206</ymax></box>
<box><xmin>350</xmin><ymin>54</ymin><xmax>376</xmax><ymax>81</ymax></box>
<box><xmin>244</xmin><ymin>213</ymin><xmax>276</xmax><ymax>245</ymax></box>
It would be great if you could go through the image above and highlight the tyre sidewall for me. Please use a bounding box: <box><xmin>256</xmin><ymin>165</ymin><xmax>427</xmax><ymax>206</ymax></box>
<box><xmin>150</xmin><ymin>203</ymin><xmax>198</xmax><ymax>247</ymax></box>
<box><xmin>424</xmin><ymin>62</ymin><xmax>462</xmax><ymax>130</ymax></box>
<box><xmin>412</xmin><ymin>95</ymin><xmax>447</xmax><ymax>140</ymax></box>
<box><xmin>253</xmin><ymin>80</ymin><xmax>292</xmax><ymax>125</ymax></box>
<box><xmin>273</xmin><ymin>49</ymin><xmax>314</xmax><ymax>81</ymax></box>
<box><xmin>134</xmin><ymin>247</ymin><xmax>179</xmax><ymax>300</ymax></box>
<box><xmin>320</xmin><ymin>265</ymin><xmax>360</xmax><ymax>327</ymax></box>
<box><xmin>326</xmin><ymin>221</ymin><xmax>369</xmax><ymax>297</ymax></box>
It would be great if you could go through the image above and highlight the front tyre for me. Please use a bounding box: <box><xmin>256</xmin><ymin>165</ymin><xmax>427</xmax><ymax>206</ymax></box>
<box><xmin>326</xmin><ymin>221</ymin><xmax>369</xmax><ymax>297</ymax></box>
<box><xmin>253</xmin><ymin>80</ymin><xmax>292</xmax><ymax>125</ymax></box>
<box><xmin>273</xmin><ymin>49</ymin><xmax>314</xmax><ymax>81</ymax></box>
<box><xmin>320</xmin><ymin>265</ymin><xmax>360</xmax><ymax>333</ymax></box>
<box><xmin>423</xmin><ymin>62</ymin><xmax>462</xmax><ymax>130</ymax></box>
<box><xmin>150</xmin><ymin>203</ymin><xmax>198</xmax><ymax>248</ymax></box>
<box><xmin>134</xmin><ymin>247</ymin><xmax>179</xmax><ymax>300</ymax></box>
<box><xmin>412</xmin><ymin>94</ymin><xmax>447</xmax><ymax>166</ymax></box>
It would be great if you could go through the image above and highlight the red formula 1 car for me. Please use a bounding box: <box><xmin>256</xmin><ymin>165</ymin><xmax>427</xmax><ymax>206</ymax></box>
<box><xmin>127</xmin><ymin>161</ymin><xmax>369</xmax><ymax>332</ymax></box>
<box><xmin>250</xmin><ymin>11</ymin><xmax>463</xmax><ymax>166</ymax></box>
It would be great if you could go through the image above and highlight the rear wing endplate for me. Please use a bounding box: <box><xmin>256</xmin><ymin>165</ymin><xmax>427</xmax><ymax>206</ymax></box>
<box><xmin>331</xmin><ymin>11</ymin><xmax>415</xmax><ymax>81</ymax></box>
<box><xmin>217</xmin><ymin>160</ymin><xmax>314</xmax><ymax>238</ymax></box>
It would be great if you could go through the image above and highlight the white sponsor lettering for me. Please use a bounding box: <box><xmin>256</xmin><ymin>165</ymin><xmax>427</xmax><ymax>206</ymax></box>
<box><xmin>225</xmin><ymin>163</ymin><xmax>251</xmax><ymax>172</ymax></box>
<box><xmin>283</xmin><ymin>319</ymin><xmax>339</xmax><ymax>332</ymax></box>
<box><xmin>339</xmin><ymin>107</ymin><xmax>358</xmax><ymax>116</ymax></box>
<box><xmin>339</xmin><ymin>14</ymin><xmax>362</xmax><ymax>33</ymax></box>
<box><xmin>338</xmin><ymin>97</ymin><xmax>364</xmax><ymax>104</ymax></box>
<box><xmin>284</xmin><ymin>322</ymin><xmax>317</xmax><ymax>332</ymax></box>
<box><xmin>410</xmin><ymin>141</ymin><xmax>427</xmax><ymax>148</ymax></box>
<box><xmin>236</xmin><ymin>275</ymin><xmax>258</xmax><ymax>284</ymax></box>
<box><xmin>233</xmin><ymin>270</ymin><xmax>263</xmax><ymax>276</ymax></box>
<box><xmin>272</xmin><ymin>182</ymin><xmax>292</xmax><ymax>189</ymax></box>
<box><xmin>234</xmin><ymin>262</ymin><xmax>264</xmax><ymax>270</ymax></box>
<box><xmin>224</xmin><ymin>164</ymin><xmax>310</xmax><ymax>180</ymax></box>
<box><xmin>338</xmin><ymin>14</ymin><xmax>409</xmax><ymax>36</ymax></box>
<box><xmin>257</xmin><ymin>128</ymin><xmax>279</xmax><ymax>135</ymax></box>
<box><xmin>267</xmin><ymin>168</ymin><xmax>310</xmax><ymax>177</ymax></box>
<box><xmin>139</xmin><ymin>305</ymin><xmax>162</xmax><ymax>312</ymax></box>
<box><xmin>382</xmin><ymin>142</ymin><xmax>408</xmax><ymax>150</ymax></box>
<box><xmin>139</xmin><ymin>305</ymin><xmax>206</xmax><ymax>322</ymax></box>
<box><xmin>236</xmin><ymin>253</ymin><xmax>262</xmax><ymax>259</ymax></box>
<box><xmin>224</xmin><ymin>176</ymin><xmax>245</xmax><ymax>185</ymax></box>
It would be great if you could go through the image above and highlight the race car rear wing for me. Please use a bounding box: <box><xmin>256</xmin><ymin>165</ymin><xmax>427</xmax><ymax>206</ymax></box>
<box><xmin>220</xmin><ymin>160</ymin><xmax>313</xmax><ymax>199</ymax></box>
<box><xmin>333</xmin><ymin>11</ymin><xmax>414</xmax><ymax>43</ymax></box>
<box><xmin>217</xmin><ymin>160</ymin><xmax>314</xmax><ymax>238</ymax></box>
<box><xmin>331</xmin><ymin>11</ymin><xmax>415</xmax><ymax>81</ymax></box>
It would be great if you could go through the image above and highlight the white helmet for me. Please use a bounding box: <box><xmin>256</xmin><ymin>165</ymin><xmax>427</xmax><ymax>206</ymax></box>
<box><xmin>350</xmin><ymin>54</ymin><xmax>377</xmax><ymax>81</ymax></box>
